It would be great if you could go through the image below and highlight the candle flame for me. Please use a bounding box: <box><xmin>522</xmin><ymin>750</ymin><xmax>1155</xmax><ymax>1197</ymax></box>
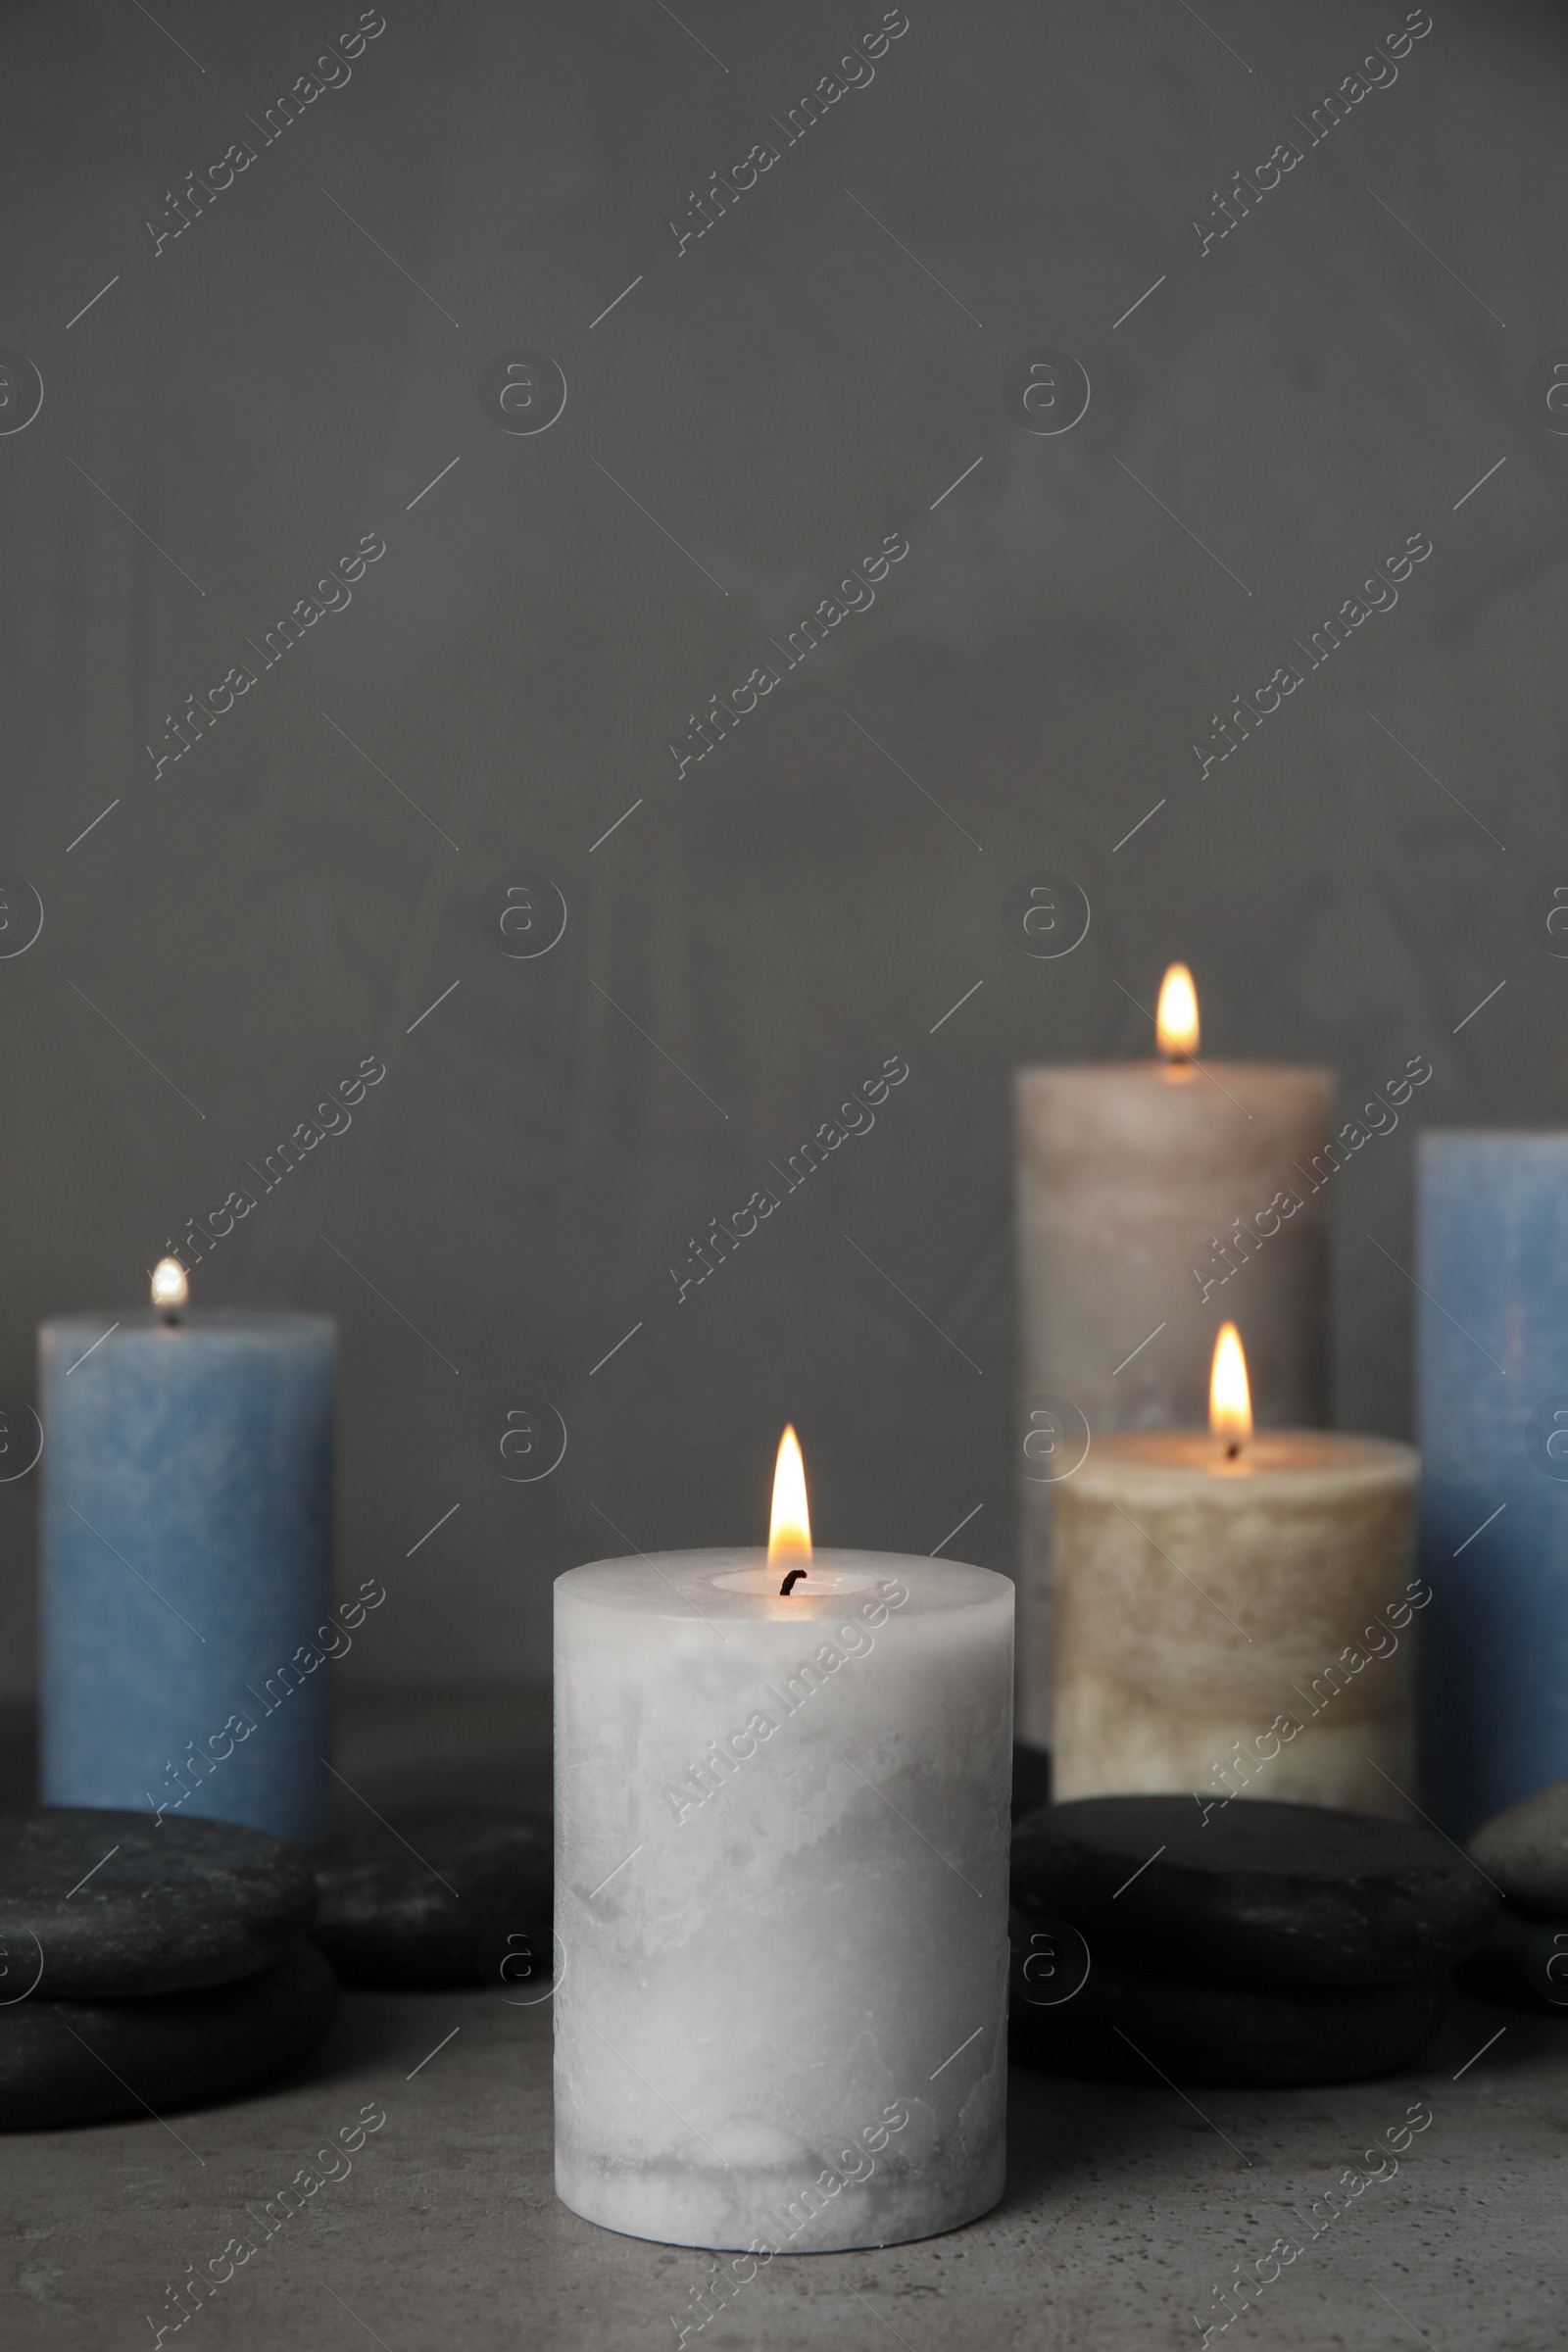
<box><xmin>1209</xmin><ymin>1322</ymin><xmax>1252</xmax><ymax>1444</ymax></box>
<box><xmin>767</xmin><ymin>1425</ymin><xmax>811</xmax><ymax>1565</ymax></box>
<box><xmin>151</xmin><ymin>1257</ymin><xmax>189</xmax><ymax>1312</ymax></box>
<box><xmin>1156</xmin><ymin>963</ymin><xmax>1200</xmax><ymax>1060</ymax></box>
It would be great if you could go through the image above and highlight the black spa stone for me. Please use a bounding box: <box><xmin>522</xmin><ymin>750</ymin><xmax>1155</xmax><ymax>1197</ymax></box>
<box><xmin>0</xmin><ymin>1944</ymin><xmax>339</xmax><ymax>2130</ymax></box>
<box><xmin>1467</xmin><ymin>1776</ymin><xmax>1568</xmax><ymax>1916</ymax></box>
<box><xmin>0</xmin><ymin>1808</ymin><xmax>318</xmax><ymax>1999</ymax></box>
<box><xmin>1453</xmin><ymin>1900</ymin><xmax>1568</xmax><ymax>2015</ymax></box>
<box><xmin>306</xmin><ymin>1806</ymin><xmax>553</xmax><ymax>1986</ymax></box>
<box><xmin>1012</xmin><ymin>1795</ymin><xmax>1495</xmax><ymax>1989</ymax></box>
<box><xmin>1011</xmin><ymin>1743</ymin><xmax>1053</xmax><ymax>1822</ymax></box>
<box><xmin>1009</xmin><ymin>1944</ymin><xmax>1448</xmax><ymax>2087</ymax></box>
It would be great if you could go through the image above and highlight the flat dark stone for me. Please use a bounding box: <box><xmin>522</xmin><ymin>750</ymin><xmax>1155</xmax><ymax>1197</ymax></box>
<box><xmin>0</xmin><ymin>1944</ymin><xmax>339</xmax><ymax>2130</ymax></box>
<box><xmin>1454</xmin><ymin>1901</ymin><xmax>1568</xmax><ymax>2016</ymax></box>
<box><xmin>0</xmin><ymin>1808</ymin><xmax>317</xmax><ymax>1998</ymax></box>
<box><xmin>1468</xmin><ymin>1777</ymin><xmax>1568</xmax><ymax>1915</ymax></box>
<box><xmin>1009</xmin><ymin>1944</ymin><xmax>1448</xmax><ymax>2086</ymax></box>
<box><xmin>1012</xmin><ymin>1795</ymin><xmax>1495</xmax><ymax>1989</ymax></box>
<box><xmin>1011</xmin><ymin>1743</ymin><xmax>1052</xmax><ymax>1822</ymax></box>
<box><xmin>305</xmin><ymin>1806</ymin><xmax>552</xmax><ymax>1986</ymax></box>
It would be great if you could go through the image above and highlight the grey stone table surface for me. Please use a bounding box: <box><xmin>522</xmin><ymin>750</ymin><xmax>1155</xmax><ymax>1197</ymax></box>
<box><xmin>3</xmin><ymin>1986</ymin><xmax>1563</xmax><ymax>2352</ymax></box>
<box><xmin>2</xmin><ymin>1693</ymin><xmax>1562</xmax><ymax>2349</ymax></box>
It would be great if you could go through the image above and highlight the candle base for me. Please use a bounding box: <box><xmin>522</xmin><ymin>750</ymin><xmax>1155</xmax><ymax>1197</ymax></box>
<box><xmin>1054</xmin><ymin>1666</ymin><xmax>1411</xmax><ymax>1818</ymax></box>
<box><xmin>554</xmin><ymin>2141</ymin><xmax>1005</xmax><ymax>2253</ymax></box>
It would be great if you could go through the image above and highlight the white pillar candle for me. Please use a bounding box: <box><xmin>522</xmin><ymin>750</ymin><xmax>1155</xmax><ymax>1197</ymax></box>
<box><xmin>1014</xmin><ymin>967</ymin><xmax>1337</xmax><ymax>1747</ymax></box>
<box><xmin>1052</xmin><ymin>1331</ymin><xmax>1419</xmax><ymax>1814</ymax></box>
<box><xmin>554</xmin><ymin>1537</ymin><xmax>1013</xmax><ymax>2251</ymax></box>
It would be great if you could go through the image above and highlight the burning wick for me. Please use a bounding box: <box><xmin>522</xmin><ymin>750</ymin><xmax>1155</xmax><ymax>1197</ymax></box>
<box><xmin>1156</xmin><ymin>962</ymin><xmax>1200</xmax><ymax>1065</ymax></box>
<box><xmin>1209</xmin><ymin>1320</ymin><xmax>1252</xmax><ymax>1462</ymax></box>
<box><xmin>767</xmin><ymin>1424</ymin><xmax>812</xmax><ymax>1588</ymax></box>
<box><xmin>151</xmin><ymin>1257</ymin><xmax>189</xmax><ymax>1328</ymax></box>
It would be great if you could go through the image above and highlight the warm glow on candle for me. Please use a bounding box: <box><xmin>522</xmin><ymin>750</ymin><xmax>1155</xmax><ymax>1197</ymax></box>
<box><xmin>150</xmin><ymin>1257</ymin><xmax>189</xmax><ymax>1314</ymax></box>
<box><xmin>1156</xmin><ymin>963</ymin><xmax>1200</xmax><ymax>1061</ymax></box>
<box><xmin>767</xmin><ymin>1425</ymin><xmax>811</xmax><ymax>1568</ymax></box>
<box><xmin>1209</xmin><ymin>1322</ymin><xmax>1252</xmax><ymax>1445</ymax></box>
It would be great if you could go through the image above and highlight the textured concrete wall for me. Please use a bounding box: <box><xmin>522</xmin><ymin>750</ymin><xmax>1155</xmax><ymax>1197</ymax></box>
<box><xmin>0</xmin><ymin>0</ymin><xmax>1562</xmax><ymax>1691</ymax></box>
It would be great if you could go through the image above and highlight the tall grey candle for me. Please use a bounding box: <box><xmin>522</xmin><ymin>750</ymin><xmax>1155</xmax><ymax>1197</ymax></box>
<box><xmin>1013</xmin><ymin>968</ymin><xmax>1335</xmax><ymax>1750</ymax></box>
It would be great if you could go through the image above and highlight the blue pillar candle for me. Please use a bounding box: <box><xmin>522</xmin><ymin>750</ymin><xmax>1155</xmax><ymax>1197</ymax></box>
<box><xmin>1418</xmin><ymin>1133</ymin><xmax>1568</xmax><ymax>1837</ymax></box>
<box><xmin>39</xmin><ymin>1279</ymin><xmax>336</xmax><ymax>1841</ymax></box>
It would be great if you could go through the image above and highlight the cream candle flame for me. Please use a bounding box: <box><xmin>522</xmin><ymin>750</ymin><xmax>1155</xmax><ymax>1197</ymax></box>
<box><xmin>1209</xmin><ymin>1320</ymin><xmax>1252</xmax><ymax>1454</ymax></box>
<box><xmin>1156</xmin><ymin>962</ymin><xmax>1200</xmax><ymax>1061</ymax></box>
<box><xmin>150</xmin><ymin>1258</ymin><xmax>189</xmax><ymax>1321</ymax></box>
<box><xmin>767</xmin><ymin>1424</ymin><xmax>811</xmax><ymax>1584</ymax></box>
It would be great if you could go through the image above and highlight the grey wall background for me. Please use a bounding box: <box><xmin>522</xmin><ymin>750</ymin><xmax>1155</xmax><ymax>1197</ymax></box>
<box><xmin>1</xmin><ymin>0</ymin><xmax>1564</xmax><ymax>1697</ymax></box>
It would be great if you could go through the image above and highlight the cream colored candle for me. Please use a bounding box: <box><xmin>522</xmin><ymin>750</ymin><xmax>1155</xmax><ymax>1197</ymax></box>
<box><xmin>1052</xmin><ymin>1337</ymin><xmax>1419</xmax><ymax>1815</ymax></box>
<box><xmin>1014</xmin><ymin>968</ymin><xmax>1335</xmax><ymax>1746</ymax></box>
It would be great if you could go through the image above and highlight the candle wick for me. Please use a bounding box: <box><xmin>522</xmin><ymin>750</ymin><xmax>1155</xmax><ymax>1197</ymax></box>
<box><xmin>778</xmin><ymin>1567</ymin><xmax>808</xmax><ymax>1596</ymax></box>
<box><xmin>160</xmin><ymin>1309</ymin><xmax>182</xmax><ymax>1329</ymax></box>
<box><xmin>1226</xmin><ymin>1439</ymin><xmax>1241</xmax><ymax>1460</ymax></box>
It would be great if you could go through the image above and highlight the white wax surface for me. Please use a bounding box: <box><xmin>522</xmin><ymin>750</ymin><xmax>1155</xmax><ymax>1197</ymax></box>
<box><xmin>554</xmin><ymin>1549</ymin><xmax>1012</xmax><ymax>2251</ymax></box>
